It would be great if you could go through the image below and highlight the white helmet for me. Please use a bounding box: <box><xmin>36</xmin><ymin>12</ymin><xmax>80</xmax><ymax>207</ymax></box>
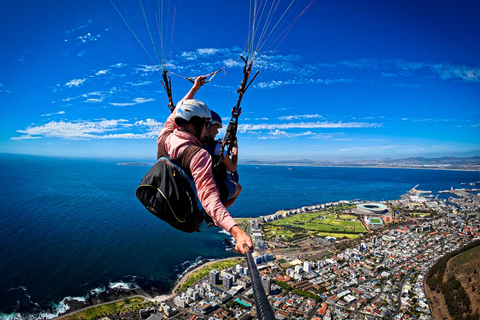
<box><xmin>175</xmin><ymin>99</ymin><xmax>211</xmax><ymax>123</ymax></box>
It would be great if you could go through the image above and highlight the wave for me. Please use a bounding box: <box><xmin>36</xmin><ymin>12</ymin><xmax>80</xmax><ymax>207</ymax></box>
<box><xmin>173</xmin><ymin>256</ymin><xmax>216</xmax><ymax>281</ymax></box>
<box><xmin>219</xmin><ymin>229</ymin><xmax>236</xmax><ymax>251</ymax></box>
<box><xmin>0</xmin><ymin>279</ymin><xmax>142</xmax><ymax>320</ymax></box>
<box><xmin>0</xmin><ymin>295</ymin><xmax>86</xmax><ymax>320</ymax></box>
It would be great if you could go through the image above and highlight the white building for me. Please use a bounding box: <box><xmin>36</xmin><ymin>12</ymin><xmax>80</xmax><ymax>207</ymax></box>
<box><xmin>303</xmin><ymin>261</ymin><xmax>312</xmax><ymax>273</ymax></box>
<box><xmin>295</xmin><ymin>265</ymin><xmax>304</xmax><ymax>274</ymax></box>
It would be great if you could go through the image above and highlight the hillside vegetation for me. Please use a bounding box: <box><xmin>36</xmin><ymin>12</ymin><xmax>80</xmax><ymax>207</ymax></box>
<box><xmin>425</xmin><ymin>240</ymin><xmax>480</xmax><ymax>320</ymax></box>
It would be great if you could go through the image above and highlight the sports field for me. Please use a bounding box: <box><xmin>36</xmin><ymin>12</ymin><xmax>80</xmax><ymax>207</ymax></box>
<box><xmin>369</xmin><ymin>218</ymin><xmax>382</xmax><ymax>224</ymax></box>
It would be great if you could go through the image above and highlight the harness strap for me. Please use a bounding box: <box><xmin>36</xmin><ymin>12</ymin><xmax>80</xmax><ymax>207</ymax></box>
<box><xmin>157</xmin><ymin>130</ymin><xmax>173</xmax><ymax>160</ymax></box>
<box><xmin>157</xmin><ymin>130</ymin><xmax>202</xmax><ymax>177</ymax></box>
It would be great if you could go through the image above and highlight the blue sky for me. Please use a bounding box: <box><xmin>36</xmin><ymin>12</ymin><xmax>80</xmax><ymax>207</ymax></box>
<box><xmin>1</xmin><ymin>0</ymin><xmax>479</xmax><ymax>162</ymax></box>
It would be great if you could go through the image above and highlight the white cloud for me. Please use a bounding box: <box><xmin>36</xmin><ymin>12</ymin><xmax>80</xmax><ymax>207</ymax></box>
<box><xmin>41</xmin><ymin>111</ymin><xmax>66</xmax><ymax>117</ymax></box>
<box><xmin>181</xmin><ymin>48</ymin><xmax>230</xmax><ymax>61</ymax></box>
<box><xmin>255</xmin><ymin>78</ymin><xmax>353</xmax><ymax>89</ymax></box>
<box><xmin>134</xmin><ymin>118</ymin><xmax>164</xmax><ymax>133</ymax></box>
<box><xmin>77</xmin><ymin>33</ymin><xmax>100</xmax><ymax>43</ymax></box>
<box><xmin>238</xmin><ymin>121</ymin><xmax>381</xmax><ymax>133</ymax></box>
<box><xmin>65</xmin><ymin>20</ymin><xmax>93</xmax><ymax>34</ymax></box>
<box><xmin>0</xmin><ymin>82</ymin><xmax>10</xmax><ymax>93</ymax></box>
<box><xmin>278</xmin><ymin>114</ymin><xmax>323</xmax><ymax>120</ymax></box>
<box><xmin>135</xmin><ymin>64</ymin><xmax>163</xmax><ymax>74</ymax></box>
<box><xmin>197</xmin><ymin>48</ymin><xmax>221</xmax><ymax>55</ymax></box>
<box><xmin>85</xmin><ymin>98</ymin><xmax>103</xmax><ymax>103</ymax></box>
<box><xmin>13</xmin><ymin>119</ymin><xmax>128</xmax><ymax>140</ymax></box>
<box><xmin>252</xmin><ymin>53</ymin><xmax>317</xmax><ymax>75</ymax></box>
<box><xmin>12</xmin><ymin>118</ymin><xmax>161</xmax><ymax>140</ymax></box>
<box><xmin>112</xmin><ymin>63</ymin><xmax>126</xmax><ymax>68</ymax></box>
<box><xmin>134</xmin><ymin>97</ymin><xmax>154</xmax><ymax>103</ymax></box>
<box><xmin>430</xmin><ymin>63</ymin><xmax>480</xmax><ymax>82</ymax></box>
<box><xmin>110</xmin><ymin>97</ymin><xmax>154</xmax><ymax>107</ymax></box>
<box><xmin>127</xmin><ymin>80</ymin><xmax>153</xmax><ymax>87</ymax></box>
<box><xmin>65</xmin><ymin>78</ymin><xmax>86</xmax><ymax>87</ymax></box>
<box><xmin>93</xmin><ymin>63</ymin><xmax>127</xmax><ymax>77</ymax></box>
<box><xmin>265</xmin><ymin>130</ymin><xmax>316</xmax><ymax>139</ymax></box>
<box><xmin>327</xmin><ymin>58</ymin><xmax>480</xmax><ymax>83</ymax></box>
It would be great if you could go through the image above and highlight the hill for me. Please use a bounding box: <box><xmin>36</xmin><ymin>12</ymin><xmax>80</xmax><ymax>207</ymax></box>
<box><xmin>425</xmin><ymin>242</ymin><xmax>480</xmax><ymax>320</ymax></box>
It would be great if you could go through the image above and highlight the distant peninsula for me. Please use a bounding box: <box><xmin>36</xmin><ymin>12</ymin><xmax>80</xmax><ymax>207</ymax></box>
<box><xmin>242</xmin><ymin>156</ymin><xmax>480</xmax><ymax>171</ymax></box>
<box><xmin>116</xmin><ymin>156</ymin><xmax>480</xmax><ymax>171</ymax></box>
<box><xmin>117</xmin><ymin>162</ymin><xmax>152</xmax><ymax>166</ymax></box>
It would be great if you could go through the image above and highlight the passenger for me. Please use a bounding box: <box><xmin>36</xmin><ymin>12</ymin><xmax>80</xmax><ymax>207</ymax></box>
<box><xmin>204</xmin><ymin>110</ymin><xmax>242</xmax><ymax>208</ymax></box>
<box><xmin>156</xmin><ymin>76</ymin><xmax>252</xmax><ymax>254</ymax></box>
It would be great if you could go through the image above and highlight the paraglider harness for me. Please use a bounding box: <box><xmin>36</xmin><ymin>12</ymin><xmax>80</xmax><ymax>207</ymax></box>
<box><xmin>136</xmin><ymin>57</ymin><xmax>258</xmax><ymax>233</ymax></box>
<box><xmin>136</xmin><ymin>130</ymin><xmax>212</xmax><ymax>233</ymax></box>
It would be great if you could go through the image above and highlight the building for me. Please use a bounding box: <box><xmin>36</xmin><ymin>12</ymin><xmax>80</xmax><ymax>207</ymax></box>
<box><xmin>223</xmin><ymin>274</ymin><xmax>234</xmax><ymax>291</ymax></box>
<box><xmin>173</xmin><ymin>296</ymin><xmax>187</xmax><ymax>308</ymax></box>
<box><xmin>209</xmin><ymin>269</ymin><xmax>220</xmax><ymax>285</ymax></box>
<box><xmin>355</xmin><ymin>203</ymin><xmax>388</xmax><ymax>215</ymax></box>
<box><xmin>304</xmin><ymin>261</ymin><xmax>312</xmax><ymax>273</ymax></box>
<box><xmin>295</xmin><ymin>265</ymin><xmax>304</xmax><ymax>274</ymax></box>
<box><xmin>194</xmin><ymin>301</ymin><xmax>217</xmax><ymax>315</ymax></box>
<box><xmin>261</xmin><ymin>275</ymin><xmax>272</xmax><ymax>295</ymax></box>
<box><xmin>159</xmin><ymin>303</ymin><xmax>177</xmax><ymax>318</ymax></box>
<box><xmin>235</xmin><ymin>264</ymin><xmax>243</xmax><ymax>274</ymax></box>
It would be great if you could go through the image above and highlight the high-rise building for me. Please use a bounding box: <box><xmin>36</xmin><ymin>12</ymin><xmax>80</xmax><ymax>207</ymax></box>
<box><xmin>303</xmin><ymin>261</ymin><xmax>312</xmax><ymax>273</ymax></box>
<box><xmin>261</xmin><ymin>275</ymin><xmax>272</xmax><ymax>295</ymax></box>
<box><xmin>209</xmin><ymin>269</ymin><xmax>219</xmax><ymax>285</ymax></box>
<box><xmin>295</xmin><ymin>265</ymin><xmax>303</xmax><ymax>274</ymax></box>
<box><xmin>223</xmin><ymin>274</ymin><xmax>234</xmax><ymax>291</ymax></box>
<box><xmin>235</xmin><ymin>264</ymin><xmax>243</xmax><ymax>274</ymax></box>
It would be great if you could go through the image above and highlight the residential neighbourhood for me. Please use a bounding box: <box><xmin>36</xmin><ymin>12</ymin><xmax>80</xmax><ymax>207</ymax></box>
<box><xmin>106</xmin><ymin>185</ymin><xmax>480</xmax><ymax>320</ymax></box>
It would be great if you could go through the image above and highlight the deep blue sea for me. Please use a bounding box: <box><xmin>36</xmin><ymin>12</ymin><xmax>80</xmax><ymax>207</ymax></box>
<box><xmin>1</xmin><ymin>153</ymin><xmax>479</xmax><ymax>319</ymax></box>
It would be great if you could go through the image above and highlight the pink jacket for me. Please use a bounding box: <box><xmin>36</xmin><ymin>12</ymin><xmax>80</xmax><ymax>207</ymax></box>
<box><xmin>157</xmin><ymin>110</ymin><xmax>237</xmax><ymax>232</ymax></box>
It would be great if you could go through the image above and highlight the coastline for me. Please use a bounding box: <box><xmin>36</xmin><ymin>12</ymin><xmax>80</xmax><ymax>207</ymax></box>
<box><xmin>54</xmin><ymin>257</ymin><xmax>237</xmax><ymax>319</ymax></box>
<box><xmin>52</xmin><ymin>185</ymin><xmax>475</xmax><ymax>319</ymax></box>
<box><xmin>162</xmin><ymin>257</ymin><xmax>235</xmax><ymax>299</ymax></box>
<box><xmin>2</xmin><ymin>154</ymin><xmax>479</xmax><ymax>320</ymax></box>
<box><xmin>239</xmin><ymin>162</ymin><xmax>480</xmax><ymax>172</ymax></box>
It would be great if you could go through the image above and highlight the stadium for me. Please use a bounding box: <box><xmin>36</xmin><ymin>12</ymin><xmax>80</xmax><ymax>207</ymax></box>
<box><xmin>354</xmin><ymin>203</ymin><xmax>393</xmax><ymax>227</ymax></box>
<box><xmin>355</xmin><ymin>203</ymin><xmax>388</xmax><ymax>215</ymax></box>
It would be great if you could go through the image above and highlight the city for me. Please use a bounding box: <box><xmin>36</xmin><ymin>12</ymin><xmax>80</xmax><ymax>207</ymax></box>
<box><xmin>69</xmin><ymin>185</ymin><xmax>480</xmax><ymax>320</ymax></box>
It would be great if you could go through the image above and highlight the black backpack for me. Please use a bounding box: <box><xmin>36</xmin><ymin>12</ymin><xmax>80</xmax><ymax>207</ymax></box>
<box><xmin>136</xmin><ymin>131</ymin><xmax>206</xmax><ymax>233</ymax></box>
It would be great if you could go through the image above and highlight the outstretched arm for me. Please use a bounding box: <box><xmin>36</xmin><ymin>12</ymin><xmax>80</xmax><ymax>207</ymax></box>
<box><xmin>180</xmin><ymin>75</ymin><xmax>207</xmax><ymax>102</ymax></box>
<box><xmin>230</xmin><ymin>225</ymin><xmax>253</xmax><ymax>254</ymax></box>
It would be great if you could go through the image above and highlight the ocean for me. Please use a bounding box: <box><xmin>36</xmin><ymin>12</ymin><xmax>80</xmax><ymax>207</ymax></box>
<box><xmin>1</xmin><ymin>153</ymin><xmax>479</xmax><ymax>319</ymax></box>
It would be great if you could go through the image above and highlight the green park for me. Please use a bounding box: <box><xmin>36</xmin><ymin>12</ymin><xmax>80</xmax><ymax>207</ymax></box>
<box><xmin>262</xmin><ymin>210</ymin><xmax>366</xmax><ymax>242</ymax></box>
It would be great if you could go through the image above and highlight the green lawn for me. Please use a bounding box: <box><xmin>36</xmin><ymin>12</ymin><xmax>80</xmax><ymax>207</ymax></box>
<box><xmin>339</xmin><ymin>214</ymin><xmax>358</xmax><ymax>220</ymax></box>
<box><xmin>263</xmin><ymin>209</ymin><xmax>365</xmax><ymax>241</ymax></box>
<box><xmin>176</xmin><ymin>258</ymin><xmax>243</xmax><ymax>292</ymax></box>
<box><xmin>61</xmin><ymin>297</ymin><xmax>151</xmax><ymax>320</ymax></box>
<box><xmin>410</xmin><ymin>212</ymin><xmax>431</xmax><ymax>217</ymax></box>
